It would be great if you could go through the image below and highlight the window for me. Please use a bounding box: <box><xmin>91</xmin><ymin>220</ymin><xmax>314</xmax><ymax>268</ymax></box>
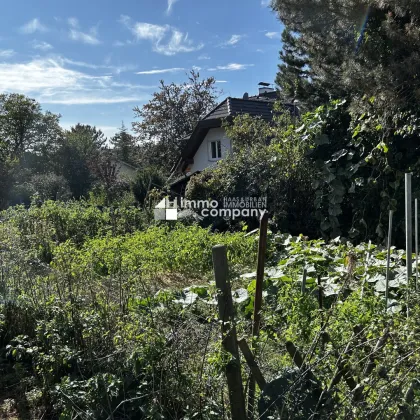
<box><xmin>209</xmin><ymin>140</ymin><xmax>222</xmax><ymax>160</ymax></box>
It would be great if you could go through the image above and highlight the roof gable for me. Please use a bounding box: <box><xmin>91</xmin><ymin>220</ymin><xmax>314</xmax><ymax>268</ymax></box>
<box><xmin>171</xmin><ymin>93</ymin><xmax>297</xmax><ymax>175</ymax></box>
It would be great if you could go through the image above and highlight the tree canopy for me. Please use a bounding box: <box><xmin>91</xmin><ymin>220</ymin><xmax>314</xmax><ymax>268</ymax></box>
<box><xmin>273</xmin><ymin>0</ymin><xmax>420</xmax><ymax>115</ymax></box>
<box><xmin>132</xmin><ymin>70</ymin><xmax>220</xmax><ymax>171</ymax></box>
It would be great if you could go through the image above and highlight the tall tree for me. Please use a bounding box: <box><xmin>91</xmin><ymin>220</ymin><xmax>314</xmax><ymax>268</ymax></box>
<box><xmin>132</xmin><ymin>70</ymin><xmax>220</xmax><ymax>171</ymax></box>
<box><xmin>0</xmin><ymin>93</ymin><xmax>62</xmax><ymax>160</ymax></box>
<box><xmin>0</xmin><ymin>94</ymin><xmax>63</xmax><ymax>207</ymax></box>
<box><xmin>276</xmin><ymin>29</ymin><xmax>317</xmax><ymax>107</ymax></box>
<box><xmin>272</xmin><ymin>0</ymin><xmax>420</xmax><ymax>113</ymax></box>
<box><xmin>54</xmin><ymin>124</ymin><xmax>106</xmax><ymax>198</ymax></box>
<box><xmin>110</xmin><ymin>122</ymin><xmax>137</xmax><ymax>165</ymax></box>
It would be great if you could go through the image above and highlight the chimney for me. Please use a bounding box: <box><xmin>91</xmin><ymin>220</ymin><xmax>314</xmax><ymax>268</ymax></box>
<box><xmin>243</xmin><ymin>92</ymin><xmax>249</xmax><ymax>100</ymax></box>
<box><xmin>259</xmin><ymin>87</ymin><xmax>275</xmax><ymax>95</ymax></box>
<box><xmin>258</xmin><ymin>81</ymin><xmax>274</xmax><ymax>96</ymax></box>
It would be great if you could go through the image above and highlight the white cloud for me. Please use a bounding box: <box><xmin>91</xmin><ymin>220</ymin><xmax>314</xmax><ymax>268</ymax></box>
<box><xmin>208</xmin><ymin>63</ymin><xmax>254</xmax><ymax>71</ymax></box>
<box><xmin>216</xmin><ymin>80</ymin><xmax>228</xmax><ymax>83</ymax></box>
<box><xmin>136</xmin><ymin>67</ymin><xmax>185</xmax><ymax>75</ymax></box>
<box><xmin>69</xmin><ymin>28</ymin><xmax>101</xmax><ymax>45</ymax></box>
<box><xmin>0</xmin><ymin>49</ymin><xmax>15</xmax><ymax>58</ymax></box>
<box><xmin>31</xmin><ymin>40</ymin><xmax>53</xmax><ymax>51</ymax></box>
<box><xmin>265</xmin><ymin>31</ymin><xmax>282</xmax><ymax>39</ymax></box>
<box><xmin>0</xmin><ymin>57</ymin><xmax>150</xmax><ymax>105</ymax></box>
<box><xmin>54</xmin><ymin>57</ymin><xmax>135</xmax><ymax>75</ymax></box>
<box><xmin>68</xmin><ymin>17</ymin><xmax>79</xmax><ymax>28</ymax></box>
<box><xmin>133</xmin><ymin>22</ymin><xmax>168</xmax><ymax>41</ymax></box>
<box><xmin>121</xmin><ymin>16</ymin><xmax>203</xmax><ymax>56</ymax></box>
<box><xmin>220</xmin><ymin>34</ymin><xmax>244</xmax><ymax>47</ymax></box>
<box><xmin>198</xmin><ymin>54</ymin><xmax>210</xmax><ymax>60</ymax></box>
<box><xmin>261</xmin><ymin>0</ymin><xmax>271</xmax><ymax>6</ymax></box>
<box><xmin>48</xmin><ymin>96</ymin><xmax>141</xmax><ymax>105</ymax></box>
<box><xmin>68</xmin><ymin>19</ymin><xmax>101</xmax><ymax>45</ymax></box>
<box><xmin>20</xmin><ymin>18</ymin><xmax>48</xmax><ymax>34</ymax></box>
<box><xmin>166</xmin><ymin>0</ymin><xmax>179</xmax><ymax>15</ymax></box>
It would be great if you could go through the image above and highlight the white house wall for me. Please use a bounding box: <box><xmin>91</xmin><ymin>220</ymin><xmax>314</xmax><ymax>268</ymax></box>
<box><xmin>115</xmin><ymin>162</ymin><xmax>137</xmax><ymax>181</ymax></box>
<box><xmin>188</xmin><ymin>127</ymin><xmax>231</xmax><ymax>174</ymax></box>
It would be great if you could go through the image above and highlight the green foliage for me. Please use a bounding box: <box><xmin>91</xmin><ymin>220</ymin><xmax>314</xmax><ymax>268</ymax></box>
<box><xmin>186</xmin><ymin>111</ymin><xmax>317</xmax><ymax>235</ymax></box>
<box><xmin>273</xmin><ymin>0</ymin><xmax>420</xmax><ymax>114</ymax></box>
<box><xmin>12</xmin><ymin>172</ymin><xmax>71</xmax><ymax>204</ymax></box>
<box><xmin>109</xmin><ymin>122</ymin><xmax>138</xmax><ymax>166</ymax></box>
<box><xmin>0</xmin><ymin>200</ymin><xmax>147</xmax><ymax>261</ymax></box>
<box><xmin>133</xmin><ymin>70</ymin><xmax>221</xmax><ymax>171</ymax></box>
<box><xmin>54</xmin><ymin>124</ymin><xmax>106</xmax><ymax>198</ymax></box>
<box><xmin>131</xmin><ymin>166</ymin><xmax>166</xmax><ymax>206</ymax></box>
<box><xmin>295</xmin><ymin>98</ymin><xmax>420</xmax><ymax>243</ymax></box>
<box><xmin>1</xmin><ymin>203</ymin><xmax>420</xmax><ymax>418</ymax></box>
<box><xmin>276</xmin><ymin>29</ymin><xmax>318</xmax><ymax>107</ymax></box>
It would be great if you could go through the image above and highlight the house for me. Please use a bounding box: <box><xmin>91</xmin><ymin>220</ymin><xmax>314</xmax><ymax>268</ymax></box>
<box><xmin>169</xmin><ymin>84</ymin><xmax>297</xmax><ymax>194</ymax></box>
<box><xmin>110</xmin><ymin>158</ymin><xmax>139</xmax><ymax>182</ymax></box>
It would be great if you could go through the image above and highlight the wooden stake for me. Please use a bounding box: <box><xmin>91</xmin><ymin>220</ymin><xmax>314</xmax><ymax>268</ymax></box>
<box><xmin>361</xmin><ymin>240</ymin><xmax>372</xmax><ymax>299</ymax></box>
<box><xmin>406</xmin><ymin>173</ymin><xmax>412</xmax><ymax>284</ymax></box>
<box><xmin>252</xmin><ymin>211</ymin><xmax>269</xmax><ymax>337</ymax></box>
<box><xmin>212</xmin><ymin>245</ymin><xmax>246</xmax><ymax>420</ymax></box>
<box><xmin>385</xmin><ymin>210</ymin><xmax>393</xmax><ymax>312</ymax></box>
<box><xmin>302</xmin><ymin>268</ymin><xmax>307</xmax><ymax>294</ymax></box>
<box><xmin>237</xmin><ymin>338</ymin><xmax>267</xmax><ymax>390</ymax></box>
<box><xmin>416</xmin><ymin>199</ymin><xmax>418</xmax><ymax>292</ymax></box>
<box><xmin>248</xmin><ymin>211</ymin><xmax>269</xmax><ymax>418</ymax></box>
<box><xmin>317</xmin><ymin>275</ymin><xmax>323</xmax><ymax>309</ymax></box>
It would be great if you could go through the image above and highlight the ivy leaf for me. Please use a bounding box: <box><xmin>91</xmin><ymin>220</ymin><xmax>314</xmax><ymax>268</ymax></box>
<box><xmin>314</xmin><ymin>134</ymin><xmax>330</xmax><ymax>145</ymax></box>
<box><xmin>232</xmin><ymin>288</ymin><xmax>249</xmax><ymax>303</ymax></box>
<box><xmin>331</xmin><ymin>149</ymin><xmax>348</xmax><ymax>161</ymax></box>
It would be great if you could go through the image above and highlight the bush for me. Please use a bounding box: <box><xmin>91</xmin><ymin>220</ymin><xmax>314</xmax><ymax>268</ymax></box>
<box><xmin>186</xmin><ymin>112</ymin><xmax>317</xmax><ymax>235</ymax></box>
<box><xmin>131</xmin><ymin>167</ymin><xmax>166</xmax><ymax>207</ymax></box>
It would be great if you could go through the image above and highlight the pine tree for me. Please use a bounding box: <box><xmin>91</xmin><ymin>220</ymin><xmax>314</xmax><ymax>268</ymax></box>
<box><xmin>110</xmin><ymin>122</ymin><xmax>137</xmax><ymax>165</ymax></box>
<box><xmin>272</xmin><ymin>0</ymin><xmax>420</xmax><ymax>113</ymax></box>
<box><xmin>275</xmin><ymin>29</ymin><xmax>315</xmax><ymax>106</ymax></box>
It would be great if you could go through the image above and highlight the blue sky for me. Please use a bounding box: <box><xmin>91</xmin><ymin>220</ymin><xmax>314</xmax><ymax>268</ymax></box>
<box><xmin>0</xmin><ymin>0</ymin><xmax>284</xmax><ymax>138</ymax></box>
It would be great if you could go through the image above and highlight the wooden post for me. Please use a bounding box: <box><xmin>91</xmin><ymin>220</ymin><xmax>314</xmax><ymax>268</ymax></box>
<box><xmin>361</xmin><ymin>240</ymin><xmax>372</xmax><ymax>299</ymax></box>
<box><xmin>252</xmin><ymin>211</ymin><xmax>269</xmax><ymax>337</ymax></box>
<box><xmin>317</xmin><ymin>275</ymin><xmax>323</xmax><ymax>309</ymax></box>
<box><xmin>212</xmin><ymin>245</ymin><xmax>246</xmax><ymax>420</ymax></box>
<box><xmin>406</xmin><ymin>173</ymin><xmax>413</xmax><ymax>282</ymax></box>
<box><xmin>385</xmin><ymin>210</ymin><xmax>393</xmax><ymax>312</ymax></box>
<box><xmin>301</xmin><ymin>268</ymin><xmax>307</xmax><ymax>294</ymax></box>
<box><xmin>237</xmin><ymin>338</ymin><xmax>267</xmax><ymax>390</ymax></box>
<box><xmin>415</xmin><ymin>199</ymin><xmax>419</xmax><ymax>292</ymax></box>
<box><xmin>248</xmin><ymin>211</ymin><xmax>269</xmax><ymax>418</ymax></box>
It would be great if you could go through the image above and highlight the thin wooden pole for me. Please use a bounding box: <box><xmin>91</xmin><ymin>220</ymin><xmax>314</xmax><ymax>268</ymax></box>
<box><xmin>301</xmin><ymin>268</ymin><xmax>307</xmax><ymax>294</ymax></box>
<box><xmin>415</xmin><ymin>199</ymin><xmax>418</xmax><ymax>292</ymax></box>
<box><xmin>385</xmin><ymin>210</ymin><xmax>393</xmax><ymax>313</ymax></box>
<box><xmin>237</xmin><ymin>338</ymin><xmax>267</xmax><ymax>390</ymax></box>
<box><xmin>406</xmin><ymin>173</ymin><xmax>413</xmax><ymax>280</ymax></box>
<box><xmin>212</xmin><ymin>245</ymin><xmax>246</xmax><ymax>420</ymax></box>
<box><xmin>248</xmin><ymin>211</ymin><xmax>269</xmax><ymax>418</ymax></box>
<box><xmin>406</xmin><ymin>173</ymin><xmax>412</xmax><ymax>315</ymax></box>
<box><xmin>252</xmin><ymin>211</ymin><xmax>269</xmax><ymax>336</ymax></box>
<box><xmin>361</xmin><ymin>240</ymin><xmax>372</xmax><ymax>299</ymax></box>
<box><xmin>317</xmin><ymin>275</ymin><xmax>323</xmax><ymax>309</ymax></box>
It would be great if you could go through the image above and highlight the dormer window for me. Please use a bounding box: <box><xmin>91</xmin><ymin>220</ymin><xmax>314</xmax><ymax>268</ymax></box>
<box><xmin>209</xmin><ymin>140</ymin><xmax>222</xmax><ymax>161</ymax></box>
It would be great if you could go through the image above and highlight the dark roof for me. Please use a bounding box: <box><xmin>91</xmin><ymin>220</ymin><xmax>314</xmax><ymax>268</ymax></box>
<box><xmin>171</xmin><ymin>92</ymin><xmax>298</xmax><ymax>174</ymax></box>
<box><xmin>203</xmin><ymin>95</ymin><xmax>276</xmax><ymax>122</ymax></box>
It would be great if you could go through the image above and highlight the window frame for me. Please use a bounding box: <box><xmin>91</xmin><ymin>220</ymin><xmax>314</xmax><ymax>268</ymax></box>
<box><xmin>208</xmin><ymin>139</ymin><xmax>222</xmax><ymax>161</ymax></box>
